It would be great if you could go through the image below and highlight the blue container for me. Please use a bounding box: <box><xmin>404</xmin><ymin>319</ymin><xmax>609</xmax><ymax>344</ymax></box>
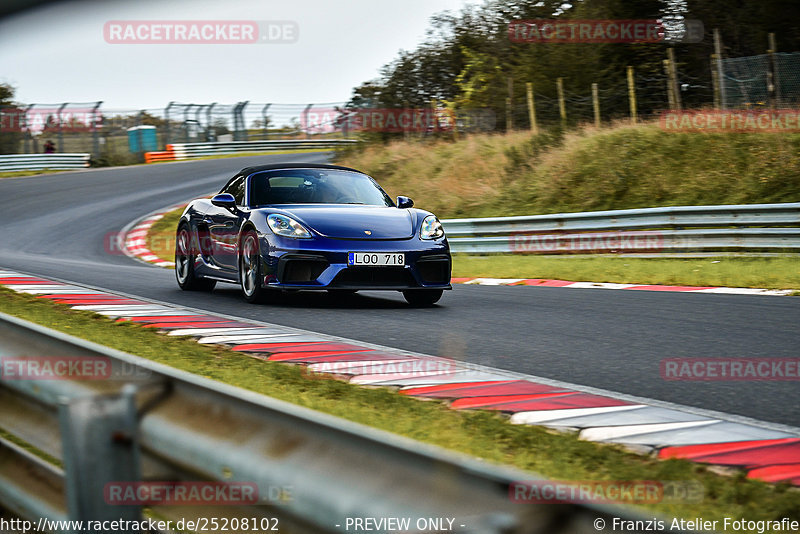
<box><xmin>127</xmin><ymin>125</ymin><xmax>158</xmax><ymax>153</ymax></box>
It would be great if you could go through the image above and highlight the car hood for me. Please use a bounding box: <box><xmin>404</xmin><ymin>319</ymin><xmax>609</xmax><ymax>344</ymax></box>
<box><xmin>266</xmin><ymin>205</ymin><xmax>416</xmax><ymax>239</ymax></box>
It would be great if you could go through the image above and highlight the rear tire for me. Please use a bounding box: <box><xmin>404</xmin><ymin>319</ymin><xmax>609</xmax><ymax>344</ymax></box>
<box><xmin>239</xmin><ymin>230</ymin><xmax>273</xmax><ymax>304</ymax></box>
<box><xmin>403</xmin><ymin>289</ymin><xmax>443</xmax><ymax>307</ymax></box>
<box><xmin>175</xmin><ymin>224</ymin><xmax>216</xmax><ymax>291</ymax></box>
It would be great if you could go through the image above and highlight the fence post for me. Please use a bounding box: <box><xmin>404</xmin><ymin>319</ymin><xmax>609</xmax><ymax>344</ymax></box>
<box><xmin>591</xmin><ymin>83</ymin><xmax>600</xmax><ymax>128</ymax></box>
<box><xmin>526</xmin><ymin>82</ymin><xmax>538</xmax><ymax>135</ymax></box>
<box><xmin>303</xmin><ymin>104</ymin><xmax>313</xmax><ymax>138</ymax></box>
<box><xmin>206</xmin><ymin>103</ymin><xmax>217</xmax><ymax>141</ymax></box>
<box><xmin>627</xmin><ymin>66</ymin><xmax>637</xmax><ymax>124</ymax></box>
<box><xmin>556</xmin><ymin>77</ymin><xmax>566</xmax><ymax>127</ymax></box>
<box><xmin>663</xmin><ymin>59</ymin><xmax>676</xmax><ymax>109</ymax></box>
<box><xmin>713</xmin><ymin>28</ymin><xmax>726</xmax><ymax>109</ymax></box>
<box><xmin>23</xmin><ymin>104</ymin><xmax>34</xmax><ymax>154</ymax></box>
<box><xmin>710</xmin><ymin>56</ymin><xmax>721</xmax><ymax>108</ymax></box>
<box><xmin>506</xmin><ymin>76</ymin><xmax>514</xmax><ymax>131</ymax></box>
<box><xmin>667</xmin><ymin>47</ymin><xmax>682</xmax><ymax>110</ymax></box>
<box><xmin>261</xmin><ymin>103</ymin><xmax>271</xmax><ymax>139</ymax></box>
<box><xmin>239</xmin><ymin>101</ymin><xmax>249</xmax><ymax>141</ymax></box>
<box><xmin>91</xmin><ymin>101</ymin><xmax>102</xmax><ymax>158</ymax></box>
<box><xmin>57</xmin><ymin>102</ymin><xmax>68</xmax><ymax>153</ymax></box>
<box><xmin>164</xmin><ymin>101</ymin><xmax>174</xmax><ymax>148</ymax></box>
<box><xmin>767</xmin><ymin>32</ymin><xmax>778</xmax><ymax>108</ymax></box>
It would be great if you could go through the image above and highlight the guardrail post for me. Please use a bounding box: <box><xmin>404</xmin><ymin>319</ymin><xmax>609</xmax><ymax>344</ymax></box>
<box><xmin>58</xmin><ymin>385</ymin><xmax>143</xmax><ymax>531</ymax></box>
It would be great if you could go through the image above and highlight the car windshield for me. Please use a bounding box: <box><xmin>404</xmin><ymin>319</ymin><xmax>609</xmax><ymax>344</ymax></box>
<box><xmin>248</xmin><ymin>169</ymin><xmax>393</xmax><ymax>207</ymax></box>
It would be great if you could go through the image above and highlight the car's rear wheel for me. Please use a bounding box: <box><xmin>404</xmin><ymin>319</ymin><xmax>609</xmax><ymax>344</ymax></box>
<box><xmin>175</xmin><ymin>225</ymin><xmax>216</xmax><ymax>291</ymax></box>
<box><xmin>402</xmin><ymin>289</ymin><xmax>443</xmax><ymax>307</ymax></box>
<box><xmin>240</xmin><ymin>230</ymin><xmax>273</xmax><ymax>303</ymax></box>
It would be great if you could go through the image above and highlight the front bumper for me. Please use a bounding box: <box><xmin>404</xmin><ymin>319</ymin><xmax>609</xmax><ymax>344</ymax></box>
<box><xmin>259</xmin><ymin>235</ymin><xmax>451</xmax><ymax>291</ymax></box>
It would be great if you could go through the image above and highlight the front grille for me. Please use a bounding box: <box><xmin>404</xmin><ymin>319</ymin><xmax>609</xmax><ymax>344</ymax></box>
<box><xmin>280</xmin><ymin>257</ymin><xmax>328</xmax><ymax>283</ymax></box>
<box><xmin>416</xmin><ymin>256</ymin><xmax>451</xmax><ymax>284</ymax></box>
<box><xmin>332</xmin><ymin>267</ymin><xmax>413</xmax><ymax>287</ymax></box>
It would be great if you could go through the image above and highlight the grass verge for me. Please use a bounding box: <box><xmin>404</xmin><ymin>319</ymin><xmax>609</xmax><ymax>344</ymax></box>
<box><xmin>453</xmin><ymin>255</ymin><xmax>800</xmax><ymax>290</ymax></box>
<box><xmin>0</xmin><ymin>169</ymin><xmax>73</xmax><ymax>179</ymax></box>
<box><xmin>0</xmin><ymin>286</ymin><xmax>798</xmax><ymax>522</ymax></box>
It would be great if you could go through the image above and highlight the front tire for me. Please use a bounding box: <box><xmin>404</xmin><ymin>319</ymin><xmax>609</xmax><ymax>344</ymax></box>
<box><xmin>403</xmin><ymin>289</ymin><xmax>443</xmax><ymax>307</ymax></box>
<box><xmin>175</xmin><ymin>224</ymin><xmax>216</xmax><ymax>291</ymax></box>
<box><xmin>239</xmin><ymin>230</ymin><xmax>273</xmax><ymax>303</ymax></box>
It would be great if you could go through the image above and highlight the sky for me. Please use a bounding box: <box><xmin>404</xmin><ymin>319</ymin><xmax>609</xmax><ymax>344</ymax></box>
<box><xmin>0</xmin><ymin>0</ymin><xmax>479</xmax><ymax>111</ymax></box>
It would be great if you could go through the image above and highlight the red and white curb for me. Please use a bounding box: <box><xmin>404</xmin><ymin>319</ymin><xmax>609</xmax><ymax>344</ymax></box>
<box><xmin>2</xmin><ymin>268</ymin><xmax>799</xmax><ymax>486</ymax></box>
<box><xmin>452</xmin><ymin>278</ymin><xmax>795</xmax><ymax>296</ymax></box>
<box><xmin>119</xmin><ymin>202</ymin><xmax>190</xmax><ymax>268</ymax></box>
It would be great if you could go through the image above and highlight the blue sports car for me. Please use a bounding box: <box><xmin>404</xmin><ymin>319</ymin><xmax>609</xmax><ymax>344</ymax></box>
<box><xmin>175</xmin><ymin>163</ymin><xmax>451</xmax><ymax>306</ymax></box>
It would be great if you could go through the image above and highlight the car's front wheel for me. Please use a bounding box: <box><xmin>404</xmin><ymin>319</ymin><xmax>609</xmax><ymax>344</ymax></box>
<box><xmin>239</xmin><ymin>230</ymin><xmax>273</xmax><ymax>303</ymax></box>
<box><xmin>402</xmin><ymin>289</ymin><xmax>443</xmax><ymax>307</ymax></box>
<box><xmin>175</xmin><ymin>224</ymin><xmax>216</xmax><ymax>291</ymax></box>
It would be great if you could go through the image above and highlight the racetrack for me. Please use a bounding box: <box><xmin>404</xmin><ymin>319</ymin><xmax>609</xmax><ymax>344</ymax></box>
<box><xmin>1</xmin><ymin>153</ymin><xmax>798</xmax><ymax>427</ymax></box>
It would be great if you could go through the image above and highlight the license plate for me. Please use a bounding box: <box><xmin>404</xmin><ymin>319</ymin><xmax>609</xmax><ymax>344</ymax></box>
<box><xmin>348</xmin><ymin>252</ymin><xmax>405</xmax><ymax>266</ymax></box>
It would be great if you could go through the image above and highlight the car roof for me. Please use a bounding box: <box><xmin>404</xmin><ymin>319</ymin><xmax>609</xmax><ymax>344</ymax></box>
<box><xmin>238</xmin><ymin>163</ymin><xmax>365</xmax><ymax>177</ymax></box>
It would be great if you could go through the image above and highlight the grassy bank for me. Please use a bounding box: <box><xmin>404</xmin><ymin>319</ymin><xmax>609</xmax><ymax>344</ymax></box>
<box><xmin>453</xmin><ymin>255</ymin><xmax>800</xmax><ymax>290</ymax></box>
<box><xmin>335</xmin><ymin>123</ymin><xmax>800</xmax><ymax>218</ymax></box>
<box><xmin>1</xmin><ymin>286</ymin><xmax>798</xmax><ymax>522</ymax></box>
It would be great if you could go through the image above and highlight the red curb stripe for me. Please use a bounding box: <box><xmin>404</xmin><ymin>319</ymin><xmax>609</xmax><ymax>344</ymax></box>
<box><xmin>478</xmin><ymin>393</ymin><xmax>632</xmax><ymax>413</ymax></box>
<box><xmin>267</xmin><ymin>350</ymin><xmax>374</xmax><ymax>361</ymax></box>
<box><xmin>450</xmin><ymin>277</ymin><xmax>474</xmax><ymax>283</ymax></box>
<box><xmin>659</xmin><ymin>438</ymin><xmax>800</xmax><ymax>460</ymax></box>
<box><xmin>120</xmin><ymin>316</ymin><xmax>219</xmax><ymax>323</ymax></box>
<box><xmin>517</xmin><ymin>279</ymin><xmax>575</xmax><ymax>287</ymax></box>
<box><xmin>661</xmin><ymin>440</ymin><xmax>800</xmax><ymax>466</ymax></box>
<box><xmin>275</xmin><ymin>352</ymin><xmax>411</xmax><ymax>363</ymax></box>
<box><xmin>403</xmin><ymin>380</ymin><xmax>566</xmax><ymax>398</ymax></box>
<box><xmin>143</xmin><ymin>321</ymin><xmax>254</xmax><ymax>329</ymax></box>
<box><xmin>451</xmin><ymin>392</ymin><xmax>573</xmax><ymax>409</ymax></box>
<box><xmin>401</xmin><ymin>381</ymin><xmax>518</xmax><ymax>396</ymax></box>
<box><xmin>232</xmin><ymin>342</ymin><xmax>369</xmax><ymax>354</ymax></box>
<box><xmin>747</xmin><ymin>464</ymin><xmax>800</xmax><ymax>483</ymax></box>
<box><xmin>0</xmin><ymin>278</ymin><xmax>65</xmax><ymax>285</ymax></box>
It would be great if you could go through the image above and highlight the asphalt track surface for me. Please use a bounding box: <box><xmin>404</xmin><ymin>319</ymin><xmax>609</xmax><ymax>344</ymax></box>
<box><xmin>1</xmin><ymin>153</ymin><xmax>798</xmax><ymax>427</ymax></box>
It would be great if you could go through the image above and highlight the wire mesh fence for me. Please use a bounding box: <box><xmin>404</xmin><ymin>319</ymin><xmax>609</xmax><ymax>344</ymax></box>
<box><xmin>1</xmin><ymin>47</ymin><xmax>799</xmax><ymax>161</ymax></box>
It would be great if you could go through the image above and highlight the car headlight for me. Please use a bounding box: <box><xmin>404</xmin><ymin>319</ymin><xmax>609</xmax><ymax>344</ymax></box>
<box><xmin>267</xmin><ymin>214</ymin><xmax>312</xmax><ymax>239</ymax></box>
<box><xmin>420</xmin><ymin>215</ymin><xmax>445</xmax><ymax>240</ymax></box>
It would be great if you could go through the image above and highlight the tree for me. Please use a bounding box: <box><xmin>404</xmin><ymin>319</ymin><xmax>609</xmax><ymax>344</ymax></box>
<box><xmin>0</xmin><ymin>83</ymin><xmax>23</xmax><ymax>154</ymax></box>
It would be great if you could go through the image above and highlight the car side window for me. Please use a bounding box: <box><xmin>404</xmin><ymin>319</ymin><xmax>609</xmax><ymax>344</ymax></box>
<box><xmin>222</xmin><ymin>176</ymin><xmax>246</xmax><ymax>206</ymax></box>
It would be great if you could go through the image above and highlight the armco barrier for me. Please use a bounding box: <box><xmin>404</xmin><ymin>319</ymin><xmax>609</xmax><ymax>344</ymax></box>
<box><xmin>0</xmin><ymin>312</ymin><xmax>690</xmax><ymax>534</ymax></box>
<box><xmin>443</xmin><ymin>202</ymin><xmax>800</xmax><ymax>256</ymax></box>
<box><xmin>145</xmin><ymin>139</ymin><xmax>358</xmax><ymax>162</ymax></box>
<box><xmin>0</xmin><ymin>153</ymin><xmax>90</xmax><ymax>172</ymax></box>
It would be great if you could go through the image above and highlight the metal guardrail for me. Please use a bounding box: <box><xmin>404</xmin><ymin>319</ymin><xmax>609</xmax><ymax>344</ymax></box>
<box><xmin>145</xmin><ymin>139</ymin><xmax>358</xmax><ymax>162</ymax></box>
<box><xmin>442</xmin><ymin>202</ymin><xmax>800</xmax><ymax>255</ymax></box>
<box><xmin>0</xmin><ymin>311</ymin><xmax>683</xmax><ymax>534</ymax></box>
<box><xmin>0</xmin><ymin>154</ymin><xmax>91</xmax><ymax>172</ymax></box>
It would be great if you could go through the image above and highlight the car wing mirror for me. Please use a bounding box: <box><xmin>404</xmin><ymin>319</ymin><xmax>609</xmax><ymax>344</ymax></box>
<box><xmin>396</xmin><ymin>196</ymin><xmax>414</xmax><ymax>209</ymax></box>
<box><xmin>211</xmin><ymin>193</ymin><xmax>237</xmax><ymax>210</ymax></box>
